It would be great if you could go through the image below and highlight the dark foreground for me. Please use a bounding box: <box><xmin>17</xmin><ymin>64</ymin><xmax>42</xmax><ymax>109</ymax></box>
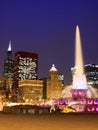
<box><xmin>0</xmin><ymin>113</ymin><xmax>98</xmax><ymax>130</ymax></box>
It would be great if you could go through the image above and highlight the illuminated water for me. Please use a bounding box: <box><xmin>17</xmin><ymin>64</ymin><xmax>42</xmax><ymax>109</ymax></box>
<box><xmin>63</xmin><ymin>25</ymin><xmax>98</xmax><ymax>98</ymax></box>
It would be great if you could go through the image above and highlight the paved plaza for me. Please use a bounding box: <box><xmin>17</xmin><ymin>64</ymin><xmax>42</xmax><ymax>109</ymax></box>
<box><xmin>0</xmin><ymin>113</ymin><xmax>98</xmax><ymax>130</ymax></box>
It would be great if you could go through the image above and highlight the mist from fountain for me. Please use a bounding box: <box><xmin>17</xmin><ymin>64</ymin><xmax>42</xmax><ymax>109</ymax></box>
<box><xmin>72</xmin><ymin>25</ymin><xmax>87</xmax><ymax>90</ymax></box>
<box><xmin>62</xmin><ymin>25</ymin><xmax>98</xmax><ymax>98</ymax></box>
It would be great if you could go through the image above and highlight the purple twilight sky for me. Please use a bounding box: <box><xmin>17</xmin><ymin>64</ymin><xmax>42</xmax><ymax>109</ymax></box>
<box><xmin>0</xmin><ymin>0</ymin><xmax>98</xmax><ymax>85</ymax></box>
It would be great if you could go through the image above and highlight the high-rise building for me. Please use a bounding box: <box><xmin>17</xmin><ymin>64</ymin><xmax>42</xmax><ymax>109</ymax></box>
<box><xmin>46</xmin><ymin>64</ymin><xmax>62</xmax><ymax>99</ymax></box>
<box><xmin>3</xmin><ymin>41</ymin><xmax>14</xmax><ymax>80</ymax></box>
<box><xmin>13</xmin><ymin>51</ymin><xmax>38</xmax><ymax>92</ymax></box>
<box><xmin>84</xmin><ymin>64</ymin><xmax>98</xmax><ymax>88</ymax></box>
<box><xmin>71</xmin><ymin>64</ymin><xmax>98</xmax><ymax>89</ymax></box>
<box><xmin>3</xmin><ymin>41</ymin><xmax>14</xmax><ymax>96</ymax></box>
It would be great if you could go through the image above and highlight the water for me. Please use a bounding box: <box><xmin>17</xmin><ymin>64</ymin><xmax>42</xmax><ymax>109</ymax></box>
<box><xmin>63</xmin><ymin>25</ymin><xmax>98</xmax><ymax>98</ymax></box>
<box><xmin>75</xmin><ymin>25</ymin><xmax>84</xmax><ymax>75</ymax></box>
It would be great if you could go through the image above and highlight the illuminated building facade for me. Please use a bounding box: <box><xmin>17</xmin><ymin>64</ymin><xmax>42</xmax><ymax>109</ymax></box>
<box><xmin>13</xmin><ymin>51</ymin><xmax>38</xmax><ymax>92</ymax></box>
<box><xmin>0</xmin><ymin>77</ymin><xmax>6</xmax><ymax>102</ymax></box>
<box><xmin>0</xmin><ymin>77</ymin><xmax>6</xmax><ymax>90</ymax></box>
<box><xmin>19</xmin><ymin>80</ymin><xmax>43</xmax><ymax>103</ymax></box>
<box><xmin>58</xmin><ymin>74</ymin><xmax>65</xmax><ymax>89</ymax></box>
<box><xmin>84</xmin><ymin>64</ymin><xmax>98</xmax><ymax>88</ymax></box>
<box><xmin>46</xmin><ymin>64</ymin><xmax>62</xmax><ymax>99</ymax></box>
<box><xmin>42</xmin><ymin>78</ymin><xmax>47</xmax><ymax>99</ymax></box>
<box><xmin>71</xmin><ymin>64</ymin><xmax>98</xmax><ymax>89</ymax></box>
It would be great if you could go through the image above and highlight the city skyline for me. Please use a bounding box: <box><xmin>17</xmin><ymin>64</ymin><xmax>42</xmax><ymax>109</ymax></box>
<box><xmin>0</xmin><ymin>0</ymin><xmax>98</xmax><ymax>84</ymax></box>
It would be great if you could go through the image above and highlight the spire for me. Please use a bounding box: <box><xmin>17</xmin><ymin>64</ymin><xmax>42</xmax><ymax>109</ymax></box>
<box><xmin>49</xmin><ymin>64</ymin><xmax>57</xmax><ymax>71</ymax></box>
<box><xmin>8</xmin><ymin>41</ymin><xmax>11</xmax><ymax>51</ymax></box>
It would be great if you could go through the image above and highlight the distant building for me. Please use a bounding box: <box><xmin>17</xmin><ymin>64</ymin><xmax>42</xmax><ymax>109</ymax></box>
<box><xmin>58</xmin><ymin>74</ymin><xmax>65</xmax><ymax>88</ymax></box>
<box><xmin>3</xmin><ymin>41</ymin><xmax>14</xmax><ymax>80</ymax></box>
<box><xmin>46</xmin><ymin>64</ymin><xmax>62</xmax><ymax>99</ymax></box>
<box><xmin>42</xmin><ymin>78</ymin><xmax>47</xmax><ymax>99</ymax></box>
<box><xmin>84</xmin><ymin>64</ymin><xmax>98</xmax><ymax>88</ymax></box>
<box><xmin>0</xmin><ymin>77</ymin><xmax>6</xmax><ymax>102</ymax></box>
<box><xmin>13</xmin><ymin>51</ymin><xmax>38</xmax><ymax>92</ymax></box>
<box><xmin>18</xmin><ymin>79</ymin><xmax>43</xmax><ymax>103</ymax></box>
<box><xmin>71</xmin><ymin>64</ymin><xmax>98</xmax><ymax>89</ymax></box>
<box><xmin>0</xmin><ymin>77</ymin><xmax>6</xmax><ymax>90</ymax></box>
<box><xmin>3</xmin><ymin>41</ymin><xmax>14</xmax><ymax>98</ymax></box>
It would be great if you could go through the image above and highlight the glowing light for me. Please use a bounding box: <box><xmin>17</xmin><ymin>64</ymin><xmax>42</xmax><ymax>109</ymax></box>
<box><xmin>68</xmin><ymin>101</ymin><xmax>79</xmax><ymax>107</ymax></box>
<box><xmin>0</xmin><ymin>103</ymin><xmax>3</xmax><ymax>111</ymax></box>
<box><xmin>8</xmin><ymin>40</ymin><xmax>11</xmax><ymax>51</ymax></box>
<box><xmin>80</xmin><ymin>100</ymin><xmax>86</xmax><ymax>104</ymax></box>
<box><xmin>87</xmin><ymin>100</ymin><xmax>93</xmax><ymax>105</ymax></box>
<box><xmin>87</xmin><ymin>106</ymin><xmax>95</xmax><ymax>112</ymax></box>
<box><xmin>49</xmin><ymin>64</ymin><xmax>57</xmax><ymax>71</ymax></box>
<box><xmin>94</xmin><ymin>99</ymin><xmax>98</xmax><ymax>104</ymax></box>
<box><xmin>96</xmin><ymin>106</ymin><xmax>98</xmax><ymax>111</ymax></box>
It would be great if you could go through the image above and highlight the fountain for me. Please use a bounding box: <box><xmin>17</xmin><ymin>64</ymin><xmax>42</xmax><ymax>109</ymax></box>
<box><xmin>61</xmin><ymin>25</ymin><xmax>98</xmax><ymax>113</ymax></box>
<box><xmin>71</xmin><ymin>25</ymin><xmax>87</xmax><ymax>99</ymax></box>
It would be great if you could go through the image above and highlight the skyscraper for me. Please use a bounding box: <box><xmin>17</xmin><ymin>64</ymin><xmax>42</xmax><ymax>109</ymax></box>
<box><xmin>3</xmin><ymin>41</ymin><xmax>14</xmax><ymax>95</ymax></box>
<box><xmin>13</xmin><ymin>51</ymin><xmax>38</xmax><ymax>92</ymax></box>
<box><xmin>3</xmin><ymin>41</ymin><xmax>14</xmax><ymax>80</ymax></box>
<box><xmin>84</xmin><ymin>64</ymin><xmax>98</xmax><ymax>88</ymax></box>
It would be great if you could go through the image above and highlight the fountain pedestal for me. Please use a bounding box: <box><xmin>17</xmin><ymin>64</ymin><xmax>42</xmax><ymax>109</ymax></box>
<box><xmin>71</xmin><ymin>89</ymin><xmax>87</xmax><ymax>99</ymax></box>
